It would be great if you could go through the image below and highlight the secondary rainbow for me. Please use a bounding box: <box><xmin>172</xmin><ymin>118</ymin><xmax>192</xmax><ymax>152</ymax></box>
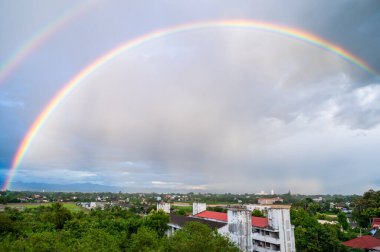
<box><xmin>2</xmin><ymin>19</ymin><xmax>378</xmax><ymax>191</ymax></box>
<box><xmin>0</xmin><ymin>0</ymin><xmax>98</xmax><ymax>85</ymax></box>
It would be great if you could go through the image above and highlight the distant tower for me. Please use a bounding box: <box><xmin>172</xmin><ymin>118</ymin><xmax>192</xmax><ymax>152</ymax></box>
<box><xmin>227</xmin><ymin>207</ymin><xmax>252</xmax><ymax>252</ymax></box>
<box><xmin>271</xmin><ymin>189</ymin><xmax>274</xmax><ymax>195</ymax></box>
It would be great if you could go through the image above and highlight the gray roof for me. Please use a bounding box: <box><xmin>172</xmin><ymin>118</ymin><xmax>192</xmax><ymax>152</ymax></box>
<box><xmin>169</xmin><ymin>214</ymin><xmax>226</xmax><ymax>229</ymax></box>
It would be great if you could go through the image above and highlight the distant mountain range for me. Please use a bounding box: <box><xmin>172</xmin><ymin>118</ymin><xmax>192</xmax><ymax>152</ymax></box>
<box><xmin>10</xmin><ymin>181</ymin><xmax>121</xmax><ymax>192</ymax></box>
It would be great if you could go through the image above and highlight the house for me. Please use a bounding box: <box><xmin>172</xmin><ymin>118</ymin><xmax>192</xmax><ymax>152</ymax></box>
<box><xmin>342</xmin><ymin>235</ymin><xmax>380</xmax><ymax>251</ymax></box>
<box><xmin>167</xmin><ymin>214</ymin><xmax>226</xmax><ymax>236</ymax></box>
<box><xmin>167</xmin><ymin>203</ymin><xmax>296</xmax><ymax>252</ymax></box>
<box><xmin>258</xmin><ymin>197</ymin><xmax>283</xmax><ymax>205</ymax></box>
<box><xmin>312</xmin><ymin>197</ymin><xmax>323</xmax><ymax>202</ymax></box>
<box><xmin>77</xmin><ymin>202</ymin><xmax>105</xmax><ymax>210</ymax></box>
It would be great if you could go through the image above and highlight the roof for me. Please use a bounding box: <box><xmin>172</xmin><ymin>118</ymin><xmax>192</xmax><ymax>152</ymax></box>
<box><xmin>194</xmin><ymin>211</ymin><xmax>269</xmax><ymax>228</ymax></box>
<box><xmin>252</xmin><ymin>216</ymin><xmax>269</xmax><ymax>228</ymax></box>
<box><xmin>373</xmin><ymin>218</ymin><xmax>380</xmax><ymax>228</ymax></box>
<box><xmin>169</xmin><ymin>214</ymin><xmax>226</xmax><ymax>229</ymax></box>
<box><xmin>342</xmin><ymin>235</ymin><xmax>380</xmax><ymax>249</ymax></box>
<box><xmin>195</xmin><ymin>211</ymin><xmax>227</xmax><ymax>222</ymax></box>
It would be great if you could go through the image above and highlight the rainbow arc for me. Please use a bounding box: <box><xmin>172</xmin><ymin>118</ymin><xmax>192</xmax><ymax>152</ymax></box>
<box><xmin>2</xmin><ymin>19</ymin><xmax>378</xmax><ymax>191</ymax></box>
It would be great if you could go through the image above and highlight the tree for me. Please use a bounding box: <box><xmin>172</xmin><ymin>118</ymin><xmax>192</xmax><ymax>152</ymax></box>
<box><xmin>0</xmin><ymin>213</ymin><xmax>15</xmax><ymax>234</ymax></box>
<box><xmin>71</xmin><ymin>228</ymin><xmax>121</xmax><ymax>252</ymax></box>
<box><xmin>128</xmin><ymin>227</ymin><xmax>161</xmax><ymax>252</ymax></box>
<box><xmin>164</xmin><ymin>222</ymin><xmax>239</xmax><ymax>252</ymax></box>
<box><xmin>337</xmin><ymin>212</ymin><xmax>349</xmax><ymax>231</ymax></box>
<box><xmin>252</xmin><ymin>209</ymin><xmax>265</xmax><ymax>217</ymax></box>
<box><xmin>352</xmin><ymin>189</ymin><xmax>380</xmax><ymax>227</ymax></box>
<box><xmin>143</xmin><ymin>210</ymin><xmax>169</xmax><ymax>237</ymax></box>
<box><xmin>44</xmin><ymin>203</ymin><xmax>72</xmax><ymax>229</ymax></box>
<box><xmin>291</xmin><ymin>208</ymin><xmax>348</xmax><ymax>252</ymax></box>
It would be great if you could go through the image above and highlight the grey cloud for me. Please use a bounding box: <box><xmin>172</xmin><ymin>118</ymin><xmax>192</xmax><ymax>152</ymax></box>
<box><xmin>17</xmin><ymin>29</ymin><xmax>380</xmax><ymax>194</ymax></box>
<box><xmin>332</xmin><ymin>83</ymin><xmax>380</xmax><ymax>129</ymax></box>
<box><xmin>3</xmin><ymin>1</ymin><xmax>380</xmax><ymax>193</ymax></box>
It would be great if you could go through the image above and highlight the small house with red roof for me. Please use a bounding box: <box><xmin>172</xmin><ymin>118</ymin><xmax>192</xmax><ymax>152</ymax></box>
<box><xmin>343</xmin><ymin>235</ymin><xmax>380</xmax><ymax>251</ymax></box>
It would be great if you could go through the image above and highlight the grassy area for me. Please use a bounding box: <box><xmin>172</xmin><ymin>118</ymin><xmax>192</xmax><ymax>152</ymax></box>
<box><xmin>171</xmin><ymin>205</ymin><xmax>193</xmax><ymax>214</ymax></box>
<box><xmin>1</xmin><ymin>202</ymin><xmax>86</xmax><ymax>212</ymax></box>
<box><xmin>316</xmin><ymin>212</ymin><xmax>338</xmax><ymax>221</ymax></box>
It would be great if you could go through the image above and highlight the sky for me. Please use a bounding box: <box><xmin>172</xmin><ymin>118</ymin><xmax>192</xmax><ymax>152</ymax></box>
<box><xmin>1</xmin><ymin>0</ymin><xmax>380</xmax><ymax>194</ymax></box>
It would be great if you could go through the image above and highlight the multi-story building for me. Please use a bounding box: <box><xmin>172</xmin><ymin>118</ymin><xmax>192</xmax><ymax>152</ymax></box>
<box><xmin>257</xmin><ymin>197</ymin><xmax>283</xmax><ymax>205</ymax></box>
<box><xmin>167</xmin><ymin>203</ymin><xmax>296</xmax><ymax>252</ymax></box>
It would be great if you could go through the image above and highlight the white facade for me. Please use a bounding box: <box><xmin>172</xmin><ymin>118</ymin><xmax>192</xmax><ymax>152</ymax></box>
<box><xmin>157</xmin><ymin>202</ymin><xmax>171</xmax><ymax>213</ymax></box>
<box><xmin>227</xmin><ymin>208</ymin><xmax>253</xmax><ymax>252</ymax></box>
<box><xmin>252</xmin><ymin>208</ymin><xmax>296</xmax><ymax>252</ymax></box>
<box><xmin>168</xmin><ymin>204</ymin><xmax>296</xmax><ymax>252</ymax></box>
<box><xmin>193</xmin><ymin>202</ymin><xmax>207</xmax><ymax>215</ymax></box>
<box><xmin>246</xmin><ymin>204</ymin><xmax>273</xmax><ymax>212</ymax></box>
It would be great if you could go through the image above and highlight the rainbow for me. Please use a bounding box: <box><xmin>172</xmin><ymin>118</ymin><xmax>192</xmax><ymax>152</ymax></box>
<box><xmin>0</xmin><ymin>0</ymin><xmax>98</xmax><ymax>85</ymax></box>
<box><xmin>2</xmin><ymin>19</ymin><xmax>378</xmax><ymax>191</ymax></box>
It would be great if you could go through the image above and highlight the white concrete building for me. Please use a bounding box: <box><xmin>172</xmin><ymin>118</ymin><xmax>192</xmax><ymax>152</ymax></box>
<box><xmin>226</xmin><ymin>208</ymin><xmax>253</xmax><ymax>252</ymax></box>
<box><xmin>157</xmin><ymin>202</ymin><xmax>171</xmax><ymax>213</ymax></box>
<box><xmin>168</xmin><ymin>203</ymin><xmax>296</xmax><ymax>252</ymax></box>
<box><xmin>193</xmin><ymin>202</ymin><xmax>207</xmax><ymax>215</ymax></box>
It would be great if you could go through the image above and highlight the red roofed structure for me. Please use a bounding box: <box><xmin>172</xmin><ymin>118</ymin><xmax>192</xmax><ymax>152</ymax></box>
<box><xmin>252</xmin><ymin>216</ymin><xmax>269</xmax><ymax>228</ymax></box>
<box><xmin>373</xmin><ymin>218</ymin><xmax>380</xmax><ymax>229</ymax></box>
<box><xmin>194</xmin><ymin>211</ymin><xmax>269</xmax><ymax>228</ymax></box>
<box><xmin>195</xmin><ymin>210</ymin><xmax>227</xmax><ymax>222</ymax></box>
<box><xmin>342</xmin><ymin>235</ymin><xmax>380</xmax><ymax>250</ymax></box>
<box><xmin>170</xmin><ymin>204</ymin><xmax>296</xmax><ymax>252</ymax></box>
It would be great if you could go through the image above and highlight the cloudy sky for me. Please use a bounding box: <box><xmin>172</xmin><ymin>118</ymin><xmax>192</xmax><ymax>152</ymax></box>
<box><xmin>1</xmin><ymin>0</ymin><xmax>380</xmax><ymax>194</ymax></box>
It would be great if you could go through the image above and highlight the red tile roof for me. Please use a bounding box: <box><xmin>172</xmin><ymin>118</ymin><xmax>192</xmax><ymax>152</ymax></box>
<box><xmin>252</xmin><ymin>216</ymin><xmax>269</xmax><ymax>228</ymax></box>
<box><xmin>195</xmin><ymin>211</ymin><xmax>227</xmax><ymax>222</ymax></box>
<box><xmin>342</xmin><ymin>235</ymin><xmax>380</xmax><ymax>249</ymax></box>
<box><xmin>194</xmin><ymin>211</ymin><xmax>269</xmax><ymax>228</ymax></box>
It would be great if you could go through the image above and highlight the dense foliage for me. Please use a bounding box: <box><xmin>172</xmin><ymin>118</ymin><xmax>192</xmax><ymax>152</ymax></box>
<box><xmin>0</xmin><ymin>203</ymin><xmax>238</xmax><ymax>252</ymax></box>
<box><xmin>291</xmin><ymin>208</ymin><xmax>351</xmax><ymax>252</ymax></box>
<box><xmin>352</xmin><ymin>189</ymin><xmax>380</xmax><ymax>227</ymax></box>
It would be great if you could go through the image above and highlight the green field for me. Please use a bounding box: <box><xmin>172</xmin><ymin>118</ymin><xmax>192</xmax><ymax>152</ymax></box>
<box><xmin>1</xmin><ymin>202</ymin><xmax>86</xmax><ymax>212</ymax></box>
<box><xmin>171</xmin><ymin>205</ymin><xmax>193</xmax><ymax>214</ymax></box>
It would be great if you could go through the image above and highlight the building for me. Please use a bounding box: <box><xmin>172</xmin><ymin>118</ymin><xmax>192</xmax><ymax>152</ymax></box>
<box><xmin>167</xmin><ymin>214</ymin><xmax>226</xmax><ymax>236</ymax></box>
<box><xmin>77</xmin><ymin>202</ymin><xmax>105</xmax><ymax>210</ymax></box>
<box><xmin>157</xmin><ymin>202</ymin><xmax>171</xmax><ymax>213</ymax></box>
<box><xmin>312</xmin><ymin>197</ymin><xmax>323</xmax><ymax>202</ymax></box>
<box><xmin>193</xmin><ymin>202</ymin><xmax>207</xmax><ymax>215</ymax></box>
<box><xmin>342</xmin><ymin>235</ymin><xmax>380</xmax><ymax>251</ymax></box>
<box><xmin>258</xmin><ymin>197</ymin><xmax>283</xmax><ymax>205</ymax></box>
<box><xmin>167</xmin><ymin>202</ymin><xmax>296</xmax><ymax>252</ymax></box>
<box><xmin>372</xmin><ymin>218</ymin><xmax>380</xmax><ymax>229</ymax></box>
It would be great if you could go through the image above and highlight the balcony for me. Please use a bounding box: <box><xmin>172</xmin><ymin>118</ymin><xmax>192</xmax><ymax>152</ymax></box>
<box><xmin>253</xmin><ymin>247</ymin><xmax>279</xmax><ymax>252</ymax></box>
<box><xmin>252</xmin><ymin>232</ymin><xmax>281</xmax><ymax>245</ymax></box>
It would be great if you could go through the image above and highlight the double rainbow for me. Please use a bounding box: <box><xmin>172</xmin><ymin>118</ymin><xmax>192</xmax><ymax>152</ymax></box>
<box><xmin>2</xmin><ymin>19</ymin><xmax>377</xmax><ymax>191</ymax></box>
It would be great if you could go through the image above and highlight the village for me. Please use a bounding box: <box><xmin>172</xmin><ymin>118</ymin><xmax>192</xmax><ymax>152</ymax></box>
<box><xmin>1</xmin><ymin>189</ymin><xmax>379</xmax><ymax>251</ymax></box>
